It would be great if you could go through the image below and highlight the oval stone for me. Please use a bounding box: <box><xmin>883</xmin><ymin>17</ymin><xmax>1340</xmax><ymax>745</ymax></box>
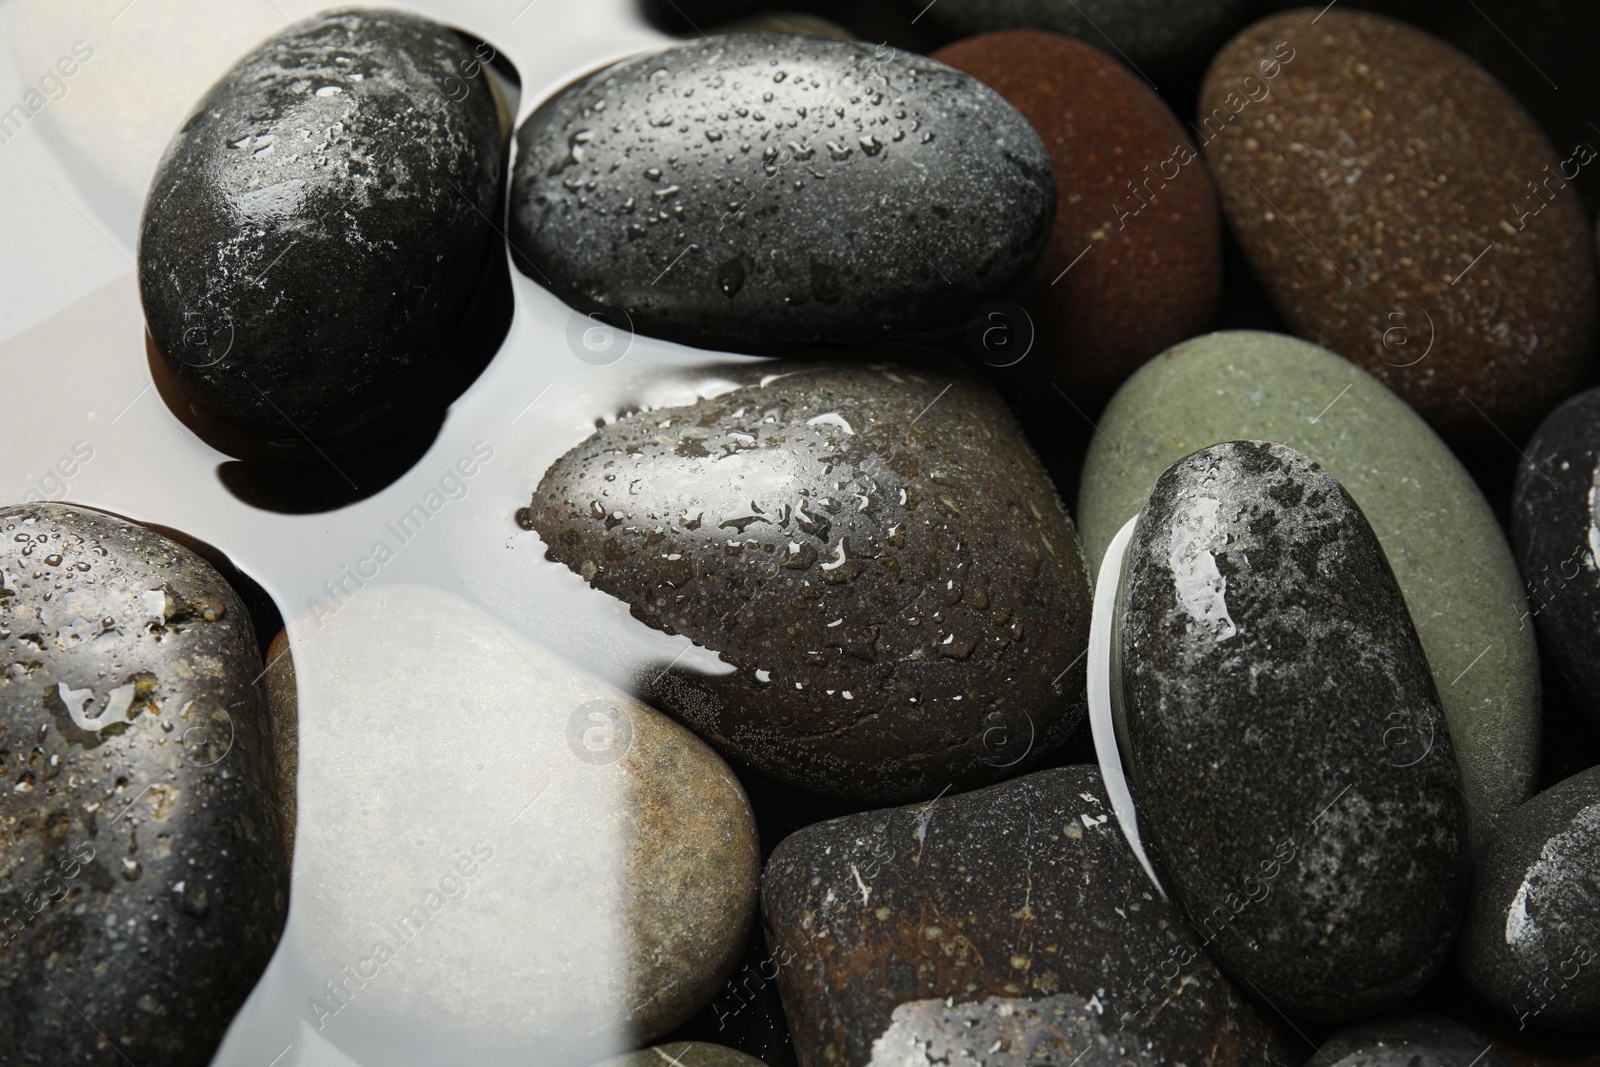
<box><xmin>933</xmin><ymin>30</ymin><xmax>1221</xmax><ymax>407</ymax></box>
<box><xmin>288</xmin><ymin>584</ymin><xmax>759</xmax><ymax>1059</ymax></box>
<box><xmin>1199</xmin><ymin>10</ymin><xmax>1597</xmax><ymax>445</ymax></box>
<box><xmin>138</xmin><ymin>8</ymin><xmax>506</xmax><ymax>439</ymax></box>
<box><xmin>508</xmin><ymin>34</ymin><xmax>1055</xmax><ymax>350</ymax></box>
<box><xmin>1513</xmin><ymin>387</ymin><xmax>1600</xmax><ymax>731</ymax></box>
<box><xmin>1118</xmin><ymin>440</ymin><xmax>1467</xmax><ymax>1020</ymax></box>
<box><xmin>917</xmin><ymin>0</ymin><xmax>1251</xmax><ymax>71</ymax></box>
<box><xmin>0</xmin><ymin>504</ymin><xmax>287</xmax><ymax>1065</ymax></box>
<box><xmin>1312</xmin><ymin>1015</ymin><xmax>1513</xmax><ymax>1067</ymax></box>
<box><xmin>592</xmin><ymin>1042</ymin><xmax>767</xmax><ymax>1067</ymax></box>
<box><xmin>760</xmin><ymin>766</ymin><xmax>1297</xmax><ymax>1066</ymax></box>
<box><xmin>1077</xmin><ymin>330</ymin><xmax>1539</xmax><ymax>849</ymax></box>
<box><xmin>1460</xmin><ymin>766</ymin><xmax>1600</xmax><ymax>1030</ymax></box>
<box><xmin>521</xmin><ymin>362</ymin><xmax>1092</xmax><ymax>801</ymax></box>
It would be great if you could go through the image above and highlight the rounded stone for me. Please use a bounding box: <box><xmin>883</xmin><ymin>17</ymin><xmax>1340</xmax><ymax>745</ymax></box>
<box><xmin>138</xmin><ymin>8</ymin><xmax>506</xmax><ymax>439</ymax></box>
<box><xmin>1077</xmin><ymin>330</ymin><xmax>1540</xmax><ymax>848</ymax></box>
<box><xmin>1312</xmin><ymin>1015</ymin><xmax>1513</xmax><ymax>1067</ymax></box>
<box><xmin>933</xmin><ymin>30</ymin><xmax>1221</xmax><ymax>407</ymax></box>
<box><xmin>916</xmin><ymin>0</ymin><xmax>1251</xmax><ymax>72</ymax></box>
<box><xmin>289</xmin><ymin>584</ymin><xmax>759</xmax><ymax>1059</ymax></box>
<box><xmin>508</xmin><ymin>33</ymin><xmax>1055</xmax><ymax>351</ymax></box>
<box><xmin>1199</xmin><ymin>9</ymin><xmax>1597</xmax><ymax>445</ymax></box>
<box><xmin>0</xmin><ymin>503</ymin><xmax>287</xmax><ymax>1065</ymax></box>
<box><xmin>1460</xmin><ymin>767</ymin><xmax>1600</xmax><ymax>1030</ymax></box>
<box><xmin>1513</xmin><ymin>387</ymin><xmax>1600</xmax><ymax>732</ymax></box>
<box><xmin>521</xmin><ymin>362</ymin><xmax>1092</xmax><ymax>802</ymax></box>
<box><xmin>592</xmin><ymin>1041</ymin><xmax>767</xmax><ymax>1067</ymax></box>
<box><xmin>760</xmin><ymin>766</ymin><xmax>1297</xmax><ymax>1066</ymax></box>
<box><xmin>1119</xmin><ymin>441</ymin><xmax>1466</xmax><ymax>1020</ymax></box>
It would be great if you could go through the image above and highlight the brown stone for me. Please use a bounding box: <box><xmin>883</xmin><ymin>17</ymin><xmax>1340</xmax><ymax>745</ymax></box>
<box><xmin>264</xmin><ymin>628</ymin><xmax>297</xmax><ymax>869</ymax></box>
<box><xmin>523</xmin><ymin>362</ymin><xmax>1093</xmax><ymax>802</ymax></box>
<box><xmin>1200</xmin><ymin>9</ymin><xmax>1598</xmax><ymax>446</ymax></box>
<box><xmin>935</xmin><ymin>30</ymin><xmax>1222</xmax><ymax>409</ymax></box>
<box><xmin>760</xmin><ymin>766</ymin><xmax>1296</xmax><ymax>1067</ymax></box>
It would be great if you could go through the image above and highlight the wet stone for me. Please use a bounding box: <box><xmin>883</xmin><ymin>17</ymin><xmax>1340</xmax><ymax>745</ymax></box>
<box><xmin>138</xmin><ymin>8</ymin><xmax>505</xmax><ymax>439</ymax></box>
<box><xmin>1077</xmin><ymin>331</ymin><xmax>1540</xmax><ymax>850</ymax></box>
<box><xmin>1201</xmin><ymin>9</ymin><xmax>1597</xmax><ymax>446</ymax></box>
<box><xmin>1513</xmin><ymin>387</ymin><xmax>1600</xmax><ymax>732</ymax></box>
<box><xmin>593</xmin><ymin>1041</ymin><xmax>768</xmax><ymax>1066</ymax></box>
<box><xmin>916</xmin><ymin>0</ymin><xmax>1251</xmax><ymax>71</ymax></box>
<box><xmin>0</xmin><ymin>503</ymin><xmax>287</xmax><ymax>1065</ymax></box>
<box><xmin>933</xmin><ymin>30</ymin><xmax>1221</xmax><ymax>407</ymax></box>
<box><xmin>522</xmin><ymin>362</ymin><xmax>1092</xmax><ymax>801</ymax></box>
<box><xmin>760</xmin><ymin>766</ymin><xmax>1296</xmax><ymax>1067</ymax></box>
<box><xmin>1460</xmin><ymin>766</ymin><xmax>1600</xmax><ymax>1031</ymax></box>
<box><xmin>1312</xmin><ymin>1015</ymin><xmax>1512</xmax><ymax>1067</ymax></box>
<box><xmin>508</xmin><ymin>34</ymin><xmax>1055</xmax><ymax>351</ymax></box>
<box><xmin>1119</xmin><ymin>441</ymin><xmax>1467</xmax><ymax>1020</ymax></box>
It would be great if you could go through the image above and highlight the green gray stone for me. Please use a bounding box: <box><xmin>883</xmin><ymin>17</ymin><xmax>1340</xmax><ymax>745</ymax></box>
<box><xmin>1078</xmin><ymin>330</ymin><xmax>1538</xmax><ymax>848</ymax></box>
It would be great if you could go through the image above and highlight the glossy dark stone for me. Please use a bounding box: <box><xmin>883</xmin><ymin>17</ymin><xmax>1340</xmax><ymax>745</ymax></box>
<box><xmin>0</xmin><ymin>504</ymin><xmax>287</xmax><ymax>1065</ymax></box>
<box><xmin>1119</xmin><ymin>441</ymin><xmax>1467</xmax><ymax>1020</ymax></box>
<box><xmin>760</xmin><ymin>767</ymin><xmax>1297</xmax><ymax>1066</ymax></box>
<box><xmin>1460</xmin><ymin>767</ymin><xmax>1600</xmax><ymax>1030</ymax></box>
<box><xmin>508</xmin><ymin>34</ymin><xmax>1054</xmax><ymax>351</ymax></box>
<box><xmin>138</xmin><ymin>8</ymin><xmax>505</xmax><ymax>440</ymax></box>
<box><xmin>1513</xmin><ymin>387</ymin><xmax>1600</xmax><ymax>731</ymax></box>
<box><xmin>522</xmin><ymin>362</ymin><xmax>1091</xmax><ymax>801</ymax></box>
<box><xmin>916</xmin><ymin>0</ymin><xmax>1251</xmax><ymax>70</ymax></box>
<box><xmin>1312</xmin><ymin>1015</ymin><xmax>1512</xmax><ymax>1067</ymax></box>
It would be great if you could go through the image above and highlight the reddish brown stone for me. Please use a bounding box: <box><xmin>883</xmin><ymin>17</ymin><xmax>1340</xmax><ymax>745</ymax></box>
<box><xmin>1201</xmin><ymin>9</ymin><xmax>1598</xmax><ymax>446</ymax></box>
<box><xmin>935</xmin><ymin>30</ymin><xmax>1223</xmax><ymax>408</ymax></box>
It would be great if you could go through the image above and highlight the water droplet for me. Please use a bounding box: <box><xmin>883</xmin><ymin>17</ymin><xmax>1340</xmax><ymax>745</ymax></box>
<box><xmin>717</xmin><ymin>256</ymin><xmax>747</xmax><ymax>297</ymax></box>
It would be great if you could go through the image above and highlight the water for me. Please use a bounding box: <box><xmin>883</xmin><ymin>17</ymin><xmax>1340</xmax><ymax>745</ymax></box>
<box><xmin>1</xmin><ymin>0</ymin><xmax>768</xmax><ymax>1063</ymax></box>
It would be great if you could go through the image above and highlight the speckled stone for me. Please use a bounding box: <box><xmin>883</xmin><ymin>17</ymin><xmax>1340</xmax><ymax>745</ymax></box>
<box><xmin>521</xmin><ymin>363</ymin><xmax>1092</xmax><ymax>801</ymax></box>
<box><xmin>0</xmin><ymin>504</ymin><xmax>287</xmax><ymax>1065</ymax></box>
<box><xmin>1077</xmin><ymin>331</ymin><xmax>1540</xmax><ymax>849</ymax></box>
<box><xmin>1200</xmin><ymin>9</ymin><xmax>1597</xmax><ymax>445</ymax></box>
<box><xmin>760</xmin><ymin>766</ymin><xmax>1296</xmax><ymax>1067</ymax></box>
<box><xmin>1313</xmin><ymin>1015</ymin><xmax>1512</xmax><ymax>1067</ymax></box>
<box><xmin>1460</xmin><ymin>767</ymin><xmax>1600</xmax><ymax>1030</ymax></box>
<box><xmin>1513</xmin><ymin>388</ymin><xmax>1600</xmax><ymax>732</ymax></box>
<box><xmin>1119</xmin><ymin>441</ymin><xmax>1467</xmax><ymax>1020</ymax></box>
<box><xmin>508</xmin><ymin>34</ymin><xmax>1055</xmax><ymax>351</ymax></box>
<box><xmin>263</xmin><ymin>629</ymin><xmax>297</xmax><ymax>866</ymax></box>
<box><xmin>593</xmin><ymin>1041</ymin><xmax>768</xmax><ymax>1067</ymax></box>
<box><xmin>917</xmin><ymin>0</ymin><xmax>1251</xmax><ymax>71</ymax></box>
<box><xmin>138</xmin><ymin>8</ymin><xmax>505</xmax><ymax>439</ymax></box>
<box><xmin>933</xmin><ymin>30</ymin><xmax>1221</xmax><ymax>406</ymax></box>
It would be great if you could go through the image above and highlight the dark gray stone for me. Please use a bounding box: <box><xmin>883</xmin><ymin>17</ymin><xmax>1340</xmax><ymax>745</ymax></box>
<box><xmin>1311</xmin><ymin>1015</ymin><xmax>1510</xmax><ymax>1067</ymax></box>
<box><xmin>0</xmin><ymin>504</ymin><xmax>287</xmax><ymax>1065</ymax></box>
<box><xmin>917</xmin><ymin>0</ymin><xmax>1251</xmax><ymax>71</ymax></box>
<box><xmin>1513</xmin><ymin>387</ymin><xmax>1600</xmax><ymax>731</ymax></box>
<box><xmin>1460</xmin><ymin>767</ymin><xmax>1600</xmax><ymax>1030</ymax></box>
<box><xmin>508</xmin><ymin>34</ymin><xmax>1054</xmax><ymax>351</ymax></box>
<box><xmin>1118</xmin><ymin>440</ymin><xmax>1467</xmax><ymax>1020</ymax></box>
<box><xmin>759</xmin><ymin>766</ymin><xmax>1297</xmax><ymax>1067</ymax></box>
<box><xmin>521</xmin><ymin>362</ymin><xmax>1091</xmax><ymax>801</ymax></box>
<box><xmin>138</xmin><ymin>8</ymin><xmax>505</xmax><ymax>439</ymax></box>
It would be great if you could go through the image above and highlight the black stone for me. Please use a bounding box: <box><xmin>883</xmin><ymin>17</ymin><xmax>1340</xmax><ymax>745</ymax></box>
<box><xmin>0</xmin><ymin>504</ymin><xmax>287</xmax><ymax>1065</ymax></box>
<box><xmin>1118</xmin><ymin>440</ymin><xmax>1467</xmax><ymax>1021</ymax></box>
<box><xmin>507</xmin><ymin>33</ymin><xmax>1054</xmax><ymax>351</ymax></box>
<box><xmin>1513</xmin><ymin>387</ymin><xmax>1600</xmax><ymax>731</ymax></box>
<box><xmin>759</xmin><ymin>766</ymin><xmax>1297</xmax><ymax>1066</ymax></box>
<box><xmin>1311</xmin><ymin>1015</ymin><xmax>1511</xmax><ymax>1067</ymax></box>
<box><xmin>522</xmin><ymin>362</ymin><xmax>1091</xmax><ymax>801</ymax></box>
<box><xmin>138</xmin><ymin>8</ymin><xmax>505</xmax><ymax>440</ymax></box>
<box><xmin>914</xmin><ymin>0</ymin><xmax>1251</xmax><ymax>71</ymax></box>
<box><xmin>1459</xmin><ymin>766</ymin><xmax>1600</xmax><ymax>1030</ymax></box>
